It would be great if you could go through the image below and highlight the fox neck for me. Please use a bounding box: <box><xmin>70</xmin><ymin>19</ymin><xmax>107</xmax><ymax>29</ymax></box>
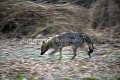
<box><xmin>47</xmin><ymin>41</ymin><xmax>52</xmax><ymax>49</ymax></box>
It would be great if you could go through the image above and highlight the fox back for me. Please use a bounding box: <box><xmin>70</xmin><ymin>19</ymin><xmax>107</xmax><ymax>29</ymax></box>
<box><xmin>50</xmin><ymin>32</ymin><xmax>84</xmax><ymax>47</ymax></box>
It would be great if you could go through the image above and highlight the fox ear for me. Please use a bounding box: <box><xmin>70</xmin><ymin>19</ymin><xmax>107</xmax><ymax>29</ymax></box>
<box><xmin>42</xmin><ymin>41</ymin><xmax>45</xmax><ymax>44</ymax></box>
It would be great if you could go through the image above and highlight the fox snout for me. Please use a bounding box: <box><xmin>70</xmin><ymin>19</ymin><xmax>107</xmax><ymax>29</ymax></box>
<box><xmin>40</xmin><ymin>47</ymin><xmax>48</xmax><ymax>55</ymax></box>
<box><xmin>40</xmin><ymin>51</ymin><xmax>45</xmax><ymax>55</ymax></box>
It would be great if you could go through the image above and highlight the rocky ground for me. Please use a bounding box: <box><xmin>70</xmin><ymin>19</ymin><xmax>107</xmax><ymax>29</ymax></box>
<box><xmin>0</xmin><ymin>38</ymin><xmax>120</xmax><ymax>80</ymax></box>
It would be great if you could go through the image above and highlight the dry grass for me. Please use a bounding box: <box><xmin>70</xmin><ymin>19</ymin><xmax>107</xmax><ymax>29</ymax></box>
<box><xmin>0</xmin><ymin>0</ymin><xmax>119</xmax><ymax>42</ymax></box>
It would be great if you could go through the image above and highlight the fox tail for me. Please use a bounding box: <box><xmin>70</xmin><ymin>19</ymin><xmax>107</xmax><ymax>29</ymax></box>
<box><xmin>83</xmin><ymin>34</ymin><xmax>94</xmax><ymax>58</ymax></box>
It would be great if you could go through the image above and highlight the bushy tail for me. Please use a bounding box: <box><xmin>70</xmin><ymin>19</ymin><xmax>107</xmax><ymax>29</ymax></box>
<box><xmin>83</xmin><ymin>34</ymin><xmax>94</xmax><ymax>58</ymax></box>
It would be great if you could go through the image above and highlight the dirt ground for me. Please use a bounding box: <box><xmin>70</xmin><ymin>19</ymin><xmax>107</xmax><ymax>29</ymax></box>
<box><xmin>0</xmin><ymin>38</ymin><xmax>120</xmax><ymax>80</ymax></box>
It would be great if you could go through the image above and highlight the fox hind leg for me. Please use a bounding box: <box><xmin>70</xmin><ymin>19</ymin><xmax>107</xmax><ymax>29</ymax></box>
<box><xmin>59</xmin><ymin>47</ymin><xmax>63</xmax><ymax>60</ymax></box>
<box><xmin>88</xmin><ymin>51</ymin><xmax>91</xmax><ymax>58</ymax></box>
<box><xmin>71</xmin><ymin>45</ymin><xmax>78</xmax><ymax>60</ymax></box>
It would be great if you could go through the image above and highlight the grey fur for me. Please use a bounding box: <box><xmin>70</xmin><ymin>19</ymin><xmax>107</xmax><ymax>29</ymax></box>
<box><xmin>40</xmin><ymin>32</ymin><xmax>94</xmax><ymax>60</ymax></box>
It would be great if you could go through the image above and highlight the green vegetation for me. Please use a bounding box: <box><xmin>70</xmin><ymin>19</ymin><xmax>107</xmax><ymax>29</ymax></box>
<box><xmin>82</xmin><ymin>77</ymin><xmax>97</xmax><ymax>80</ymax></box>
<box><xmin>60</xmin><ymin>77</ymin><xmax>71</xmax><ymax>80</ymax></box>
<box><xmin>11</xmin><ymin>74</ymin><xmax>36</xmax><ymax>80</ymax></box>
<box><xmin>117</xmin><ymin>77</ymin><xmax>120</xmax><ymax>80</ymax></box>
<box><xmin>12</xmin><ymin>74</ymin><xmax>25</xmax><ymax>80</ymax></box>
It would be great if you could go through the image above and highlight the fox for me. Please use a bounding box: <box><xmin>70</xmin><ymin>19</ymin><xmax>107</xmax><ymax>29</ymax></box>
<box><xmin>40</xmin><ymin>32</ymin><xmax>94</xmax><ymax>60</ymax></box>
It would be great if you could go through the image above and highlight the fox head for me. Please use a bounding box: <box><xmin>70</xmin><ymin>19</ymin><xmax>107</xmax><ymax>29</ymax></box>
<box><xmin>40</xmin><ymin>41</ymin><xmax>49</xmax><ymax>55</ymax></box>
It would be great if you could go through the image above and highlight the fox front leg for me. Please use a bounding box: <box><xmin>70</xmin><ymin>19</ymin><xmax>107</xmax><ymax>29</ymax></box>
<box><xmin>48</xmin><ymin>49</ymin><xmax>57</xmax><ymax>60</ymax></box>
